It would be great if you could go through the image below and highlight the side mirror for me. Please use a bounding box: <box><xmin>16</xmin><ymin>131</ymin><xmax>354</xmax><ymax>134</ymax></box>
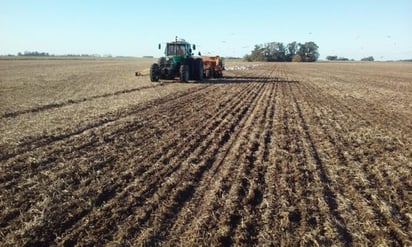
<box><xmin>192</xmin><ymin>44</ymin><xmax>196</xmax><ymax>50</ymax></box>
<box><xmin>198</xmin><ymin>52</ymin><xmax>202</xmax><ymax>56</ymax></box>
<box><xmin>158</xmin><ymin>44</ymin><xmax>161</xmax><ymax>50</ymax></box>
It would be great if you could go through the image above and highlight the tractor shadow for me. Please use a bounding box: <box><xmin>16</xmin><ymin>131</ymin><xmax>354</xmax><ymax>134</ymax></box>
<box><xmin>201</xmin><ymin>76</ymin><xmax>299</xmax><ymax>84</ymax></box>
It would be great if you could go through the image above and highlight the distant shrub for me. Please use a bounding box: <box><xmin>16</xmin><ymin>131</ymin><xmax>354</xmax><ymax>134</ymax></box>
<box><xmin>326</xmin><ymin>56</ymin><xmax>338</xmax><ymax>61</ymax></box>
<box><xmin>326</xmin><ymin>55</ymin><xmax>351</xmax><ymax>61</ymax></box>
<box><xmin>361</xmin><ymin>56</ymin><xmax>374</xmax><ymax>61</ymax></box>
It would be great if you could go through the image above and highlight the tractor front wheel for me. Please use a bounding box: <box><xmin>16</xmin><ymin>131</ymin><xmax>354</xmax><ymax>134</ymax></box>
<box><xmin>150</xmin><ymin>63</ymin><xmax>160</xmax><ymax>82</ymax></box>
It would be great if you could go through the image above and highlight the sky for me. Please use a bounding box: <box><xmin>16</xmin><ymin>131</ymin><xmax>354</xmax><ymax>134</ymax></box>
<box><xmin>1</xmin><ymin>0</ymin><xmax>411</xmax><ymax>60</ymax></box>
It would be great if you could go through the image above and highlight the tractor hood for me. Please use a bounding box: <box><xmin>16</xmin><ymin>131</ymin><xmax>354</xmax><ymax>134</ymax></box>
<box><xmin>165</xmin><ymin>55</ymin><xmax>184</xmax><ymax>65</ymax></box>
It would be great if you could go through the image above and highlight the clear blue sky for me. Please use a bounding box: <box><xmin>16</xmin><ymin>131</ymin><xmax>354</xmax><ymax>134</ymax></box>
<box><xmin>1</xmin><ymin>0</ymin><xmax>411</xmax><ymax>60</ymax></box>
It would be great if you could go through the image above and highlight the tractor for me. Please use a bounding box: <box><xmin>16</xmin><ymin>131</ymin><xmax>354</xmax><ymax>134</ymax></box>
<box><xmin>150</xmin><ymin>38</ymin><xmax>204</xmax><ymax>82</ymax></box>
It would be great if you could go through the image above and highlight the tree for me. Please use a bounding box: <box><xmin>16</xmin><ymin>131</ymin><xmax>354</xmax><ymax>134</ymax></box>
<box><xmin>297</xmin><ymin>42</ymin><xmax>319</xmax><ymax>62</ymax></box>
<box><xmin>361</xmin><ymin>56</ymin><xmax>374</xmax><ymax>61</ymax></box>
<box><xmin>243</xmin><ymin>41</ymin><xmax>319</xmax><ymax>62</ymax></box>
<box><xmin>243</xmin><ymin>54</ymin><xmax>253</xmax><ymax>62</ymax></box>
<box><xmin>286</xmin><ymin>41</ymin><xmax>299</xmax><ymax>61</ymax></box>
<box><xmin>326</xmin><ymin>56</ymin><xmax>351</xmax><ymax>61</ymax></box>
<box><xmin>326</xmin><ymin>55</ymin><xmax>338</xmax><ymax>61</ymax></box>
<box><xmin>292</xmin><ymin>54</ymin><xmax>302</xmax><ymax>62</ymax></box>
<box><xmin>19</xmin><ymin>51</ymin><xmax>49</xmax><ymax>56</ymax></box>
<box><xmin>266</xmin><ymin>42</ymin><xmax>286</xmax><ymax>62</ymax></box>
<box><xmin>248</xmin><ymin>45</ymin><xmax>267</xmax><ymax>62</ymax></box>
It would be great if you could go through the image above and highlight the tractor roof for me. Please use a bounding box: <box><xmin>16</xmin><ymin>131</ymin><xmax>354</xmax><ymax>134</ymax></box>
<box><xmin>168</xmin><ymin>38</ymin><xmax>190</xmax><ymax>45</ymax></box>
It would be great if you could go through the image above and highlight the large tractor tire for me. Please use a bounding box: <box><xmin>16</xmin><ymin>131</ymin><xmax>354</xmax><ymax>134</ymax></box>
<box><xmin>194</xmin><ymin>58</ymin><xmax>204</xmax><ymax>81</ymax></box>
<box><xmin>187</xmin><ymin>58</ymin><xmax>196</xmax><ymax>80</ymax></box>
<box><xmin>180</xmin><ymin>65</ymin><xmax>189</xmax><ymax>82</ymax></box>
<box><xmin>150</xmin><ymin>63</ymin><xmax>160</xmax><ymax>82</ymax></box>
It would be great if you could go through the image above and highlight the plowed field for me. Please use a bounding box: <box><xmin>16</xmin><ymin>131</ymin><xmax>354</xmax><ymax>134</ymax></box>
<box><xmin>1</xmin><ymin>59</ymin><xmax>411</xmax><ymax>246</ymax></box>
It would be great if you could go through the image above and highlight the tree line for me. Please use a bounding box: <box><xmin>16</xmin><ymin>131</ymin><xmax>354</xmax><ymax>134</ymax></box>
<box><xmin>244</xmin><ymin>41</ymin><xmax>319</xmax><ymax>62</ymax></box>
<box><xmin>326</xmin><ymin>55</ymin><xmax>374</xmax><ymax>61</ymax></box>
<box><xmin>15</xmin><ymin>51</ymin><xmax>112</xmax><ymax>57</ymax></box>
<box><xmin>18</xmin><ymin>51</ymin><xmax>50</xmax><ymax>56</ymax></box>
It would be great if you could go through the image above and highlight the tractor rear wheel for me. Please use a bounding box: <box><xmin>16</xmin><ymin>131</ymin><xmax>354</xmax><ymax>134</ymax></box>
<box><xmin>194</xmin><ymin>58</ymin><xmax>204</xmax><ymax>81</ymax></box>
<box><xmin>187</xmin><ymin>58</ymin><xmax>195</xmax><ymax>80</ymax></box>
<box><xmin>150</xmin><ymin>63</ymin><xmax>160</xmax><ymax>82</ymax></box>
<box><xmin>180</xmin><ymin>65</ymin><xmax>189</xmax><ymax>82</ymax></box>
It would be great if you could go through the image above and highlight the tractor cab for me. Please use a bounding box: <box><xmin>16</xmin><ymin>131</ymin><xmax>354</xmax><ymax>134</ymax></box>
<box><xmin>163</xmin><ymin>39</ymin><xmax>195</xmax><ymax>57</ymax></box>
<box><xmin>165</xmin><ymin>43</ymin><xmax>189</xmax><ymax>56</ymax></box>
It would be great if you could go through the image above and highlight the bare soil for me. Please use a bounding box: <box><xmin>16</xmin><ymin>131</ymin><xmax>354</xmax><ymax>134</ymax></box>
<box><xmin>0</xmin><ymin>59</ymin><xmax>411</xmax><ymax>246</ymax></box>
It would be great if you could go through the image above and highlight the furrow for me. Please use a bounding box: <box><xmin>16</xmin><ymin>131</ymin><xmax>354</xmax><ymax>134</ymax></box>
<box><xmin>291</xmin><ymin>80</ymin><xmax>411</xmax><ymax>245</ymax></box>
<box><xmin>132</xmin><ymin>81</ymin><xmax>268</xmax><ymax>245</ymax></box>
<box><xmin>190</xmin><ymin>81</ymin><xmax>270</xmax><ymax>246</ymax></box>
<box><xmin>54</xmin><ymin>82</ymin><xmax>260</xmax><ymax>246</ymax></box>
<box><xmin>288</xmin><ymin>82</ymin><xmax>353</xmax><ymax>245</ymax></box>
<box><xmin>0</xmin><ymin>84</ymin><xmax>211</xmax><ymax>162</ymax></box>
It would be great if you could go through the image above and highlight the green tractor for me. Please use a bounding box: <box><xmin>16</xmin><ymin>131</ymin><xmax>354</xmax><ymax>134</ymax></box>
<box><xmin>150</xmin><ymin>38</ymin><xmax>204</xmax><ymax>82</ymax></box>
